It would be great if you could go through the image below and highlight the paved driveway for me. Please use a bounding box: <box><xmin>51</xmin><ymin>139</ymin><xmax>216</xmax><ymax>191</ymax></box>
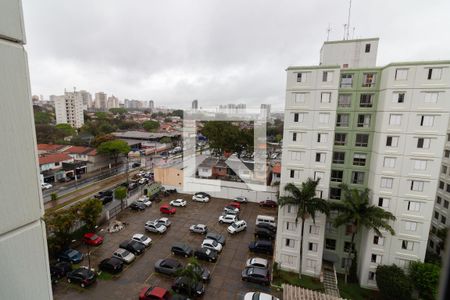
<box><xmin>53</xmin><ymin>194</ymin><xmax>281</xmax><ymax>300</ymax></box>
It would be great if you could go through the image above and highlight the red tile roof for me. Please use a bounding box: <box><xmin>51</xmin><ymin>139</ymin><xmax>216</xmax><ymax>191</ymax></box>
<box><xmin>272</xmin><ymin>163</ymin><xmax>281</xmax><ymax>174</ymax></box>
<box><xmin>38</xmin><ymin>153</ymin><xmax>73</xmax><ymax>165</ymax></box>
<box><xmin>64</xmin><ymin>146</ymin><xmax>96</xmax><ymax>155</ymax></box>
<box><xmin>37</xmin><ymin>144</ymin><xmax>66</xmax><ymax>152</ymax></box>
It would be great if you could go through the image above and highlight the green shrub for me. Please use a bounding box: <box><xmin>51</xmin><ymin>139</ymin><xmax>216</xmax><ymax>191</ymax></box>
<box><xmin>375</xmin><ymin>265</ymin><xmax>412</xmax><ymax>300</ymax></box>
<box><xmin>409</xmin><ymin>261</ymin><xmax>440</xmax><ymax>300</ymax></box>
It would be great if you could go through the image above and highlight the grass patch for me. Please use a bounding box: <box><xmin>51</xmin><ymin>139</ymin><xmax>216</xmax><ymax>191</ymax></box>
<box><xmin>273</xmin><ymin>270</ymin><xmax>324</xmax><ymax>291</ymax></box>
<box><xmin>337</xmin><ymin>274</ymin><xmax>380</xmax><ymax>300</ymax></box>
<box><xmin>97</xmin><ymin>271</ymin><xmax>114</xmax><ymax>280</ymax></box>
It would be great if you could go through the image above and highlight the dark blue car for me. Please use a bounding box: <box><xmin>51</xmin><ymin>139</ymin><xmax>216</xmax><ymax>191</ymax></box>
<box><xmin>58</xmin><ymin>249</ymin><xmax>84</xmax><ymax>264</ymax></box>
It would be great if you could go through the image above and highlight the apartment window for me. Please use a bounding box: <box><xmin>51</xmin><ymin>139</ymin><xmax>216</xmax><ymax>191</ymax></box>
<box><xmin>308</xmin><ymin>242</ymin><xmax>318</xmax><ymax>252</ymax></box>
<box><xmin>344</xmin><ymin>242</ymin><xmax>354</xmax><ymax>253</ymax></box>
<box><xmin>380</xmin><ymin>177</ymin><xmax>393</xmax><ymax>189</ymax></box>
<box><xmin>292</xmin><ymin>132</ymin><xmax>298</xmax><ymax>142</ymax></box>
<box><xmin>431</xmin><ymin>226</ymin><xmax>437</xmax><ymax>234</ymax></box>
<box><xmin>420</xmin><ymin>115</ymin><xmax>434</xmax><ymax>127</ymax></box>
<box><xmin>317</xmin><ymin>133</ymin><xmax>328</xmax><ymax>143</ymax></box>
<box><xmin>325</xmin><ymin>239</ymin><xmax>337</xmax><ymax>250</ymax></box>
<box><xmin>417</xmin><ymin>138</ymin><xmax>431</xmax><ymax>149</ymax></box>
<box><xmin>442</xmin><ymin>166</ymin><xmax>447</xmax><ymax>174</ymax></box>
<box><xmin>340</xmin><ymin>74</ymin><xmax>353</xmax><ymax>88</ymax></box>
<box><xmin>289</xmin><ymin>151</ymin><xmax>302</xmax><ymax>161</ymax></box>
<box><xmin>429</xmin><ymin>240</ymin><xmax>435</xmax><ymax>249</ymax></box>
<box><xmin>435</xmin><ymin>211</ymin><xmax>439</xmax><ymax>219</ymax></box>
<box><xmin>330</xmin><ymin>187</ymin><xmax>341</xmax><ymax>200</ymax></box>
<box><xmin>437</xmin><ymin>196</ymin><xmax>442</xmax><ymax>204</ymax></box>
<box><xmin>314</xmin><ymin>171</ymin><xmax>324</xmax><ymax>181</ymax></box>
<box><xmin>383</xmin><ymin>157</ymin><xmax>396</xmax><ymax>168</ymax></box>
<box><xmin>402</xmin><ymin>240</ymin><xmax>414</xmax><ymax>251</ymax></box>
<box><xmin>351</xmin><ymin>171</ymin><xmax>365</xmax><ymax>184</ymax></box>
<box><xmin>309</xmin><ymin>225</ymin><xmax>320</xmax><ymax>235</ymax></box>
<box><xmin>444</xmin><ymin>200</ymin><xmax>449</xmax><ymax>209</ymax></box>
<box><xmin>427</xmin><ymin>68</ymin><xmax>442</xmax><ymax>80</ymax></box>
<box><xmin>286</xmin><ymin>222</ymin><xmax>297</xmax><ymax>231</ymax></box>
<box><xmin>319</xmin><ymin>113</ymin><xmax>330</xmax><ymax>124</ymax></box>
<box><xmin>395</xmin><ymin>259</ymin><xmax>412</xmax><ymax>269</ymax></box>
<box><xmin>368</xmin><ymin>271</ymin><xmax>376</xmax><ymax>281</ymax></box>
<box><xmin>321</xmin><ymin>92</ymin><xmax>331</xmax><ymax>103</ymax></box>
<box><xmin>424</xmin><ymin>92</ymin><xmax>439</xmax><ymax>103</ymax></box>
<box><xmin>362</xmin><ymin>73</ymin><xmax>376</xmax><ymax>87</ymax></box>
<box><xmin>360</xmin><ymin>94</ymin><xmax>373</xmax><ymax>107</ymax></box>
<box><xmin>393</xmin><ymin>92</ymin><xmax>405</xmax><ymax>103</ymax></box>
<box><xmin>293</xmin><ymin>112</ymin><xmax>305</xmax><ymax>123</ymax></box>
<box><xmin>287</xmin><ymin>205</ymin><xmax>293</xmax><ymax>213</ymax></box>
<box><xmin>315</xmin><ymin>152</ymin><xmax>326</xmax><ymax>163</ymax></box>
<box><xmin>373</xmin><ymin>235</ymin><xmax>384</xmax><ymax>246</ymax></box>
<box><xmin>410</xmin><ymin>180</ymin><xmax>424</xmax><ymax>192</ymax></box>
<box><xmin>413</xmin><ymin>159</ymin><xmax>427</xmax><ymax>171</ymax></box>
<box><xmin>395</xmin><ymin>68</ymin><xmax>408</xmax><ymax>80</ymax></box>
<box><xmin>371</xmin><ymin>254</ymin><xmax>382</xmax><ymax>264</ymax></box>
<box><xmin>294</xmin><ymin>93</ymin><xmax>305</xmax><ymax>103</ymax></box>
<box><xmin>289</xmin><ymin>169</ymin><xmax>301</xmax><ymax>179</ymax></box>
<box><xmin>281</xmin><ymin>254</ymin><xmax>295</xmax><ymax>266</ymax></box>
<box><xmin>405</xmin><ymin>221</ymin><xmax>417</xmax><ymax>231</ymax></box>
<box><xmin>306</xmin><ymin>259</ymin><xmax>317</xmax><ymax>269</ymax></box>
<box><xmin>407</xmin><ymin>201</ymin><xmax>421</xmax><ymax>212</ymax></box>
<box><xmin>297</xmin><ymin>72</ymin><xmax>305</xmax><ymax>82</ymax></box>
<box><xmin>442</xmin><ymin>215</ymin><xmax>447</xmax><ymax>224</ymax></box>
<box><xmin>446</xmin><ymin>184</ymin><xmax>450</xmax><ymax>193</ymax></box>
<box><xmin>445</xmin><ymin>150</ymin><xmax>450</xmax><ymax>158</ymax></box>
<box><xmin>338</xmin><ymin>94</ymin><xmax>351</xmax><ymax>107</ymax></box>
<box><xmin>316</xmin><ymin>190</ymin><xmax>323</xmax><ymax>199</ymax></box>
<box><xmin>386</xmin><ymin>136</ymin><xmax>399</xmax><ymax>147</ymax></box>
<box><xmin>331</xmin><ymin>170</ymin><xmax>344</xmax><ymax>182</ymax></box>
<box><xmin>341</xmin><ymin>258</ymin><xmax>352</xmax><ymax>269</ymax></box>
<box><xmin>378</xmin><ymin>197</ymin><xmax>390</xmax><ymax>208</ymax></box>
<box><xmin>333</xmin><ymin>152</ymin><xmax>345</xmax><ymax>164</ymax></box>
<box><xmin>389</xmin><ymin>114</ymin><xmax>402</xmax><ymax>125</ymax></box>
<box><xmin>336</xmin><ymin>114</ymin><xmax>349</xmax><ymax>127</ymax></box>
<box><xmin>440</xmin><ymin>181</ymin><xmax>445</xmax><ymax>189</ymax></box>
<box><xmin>285</xmin><ymin>238</ymin><xmax>295</xmax><ymax>248</ymax></box>
<box><xmin>334</xmin><ymin>133</ymin><xmax>347</xmax><ymax>146</ymax></box>
<box><xmin>448</xmin><ymin>133</ymin><xmax>450</xmax><ymax>142</ymax></box>
<box><xmin>357</xmin><ymin>114</ymin><xmax>371</xmax><ymax>128</ymax></box>
<box><xmin>365</xmin><ymin>43</ymin><xmax>371</xmax><ymax>53</ymax></box>
<box><xmin>323</xmin><ymin>71</ymin><xmax>333</xmax><ymax>82</ymax></box>
<box><xmin>355</xmin><ymin>134</ymin><xmax>369</xmax><ymax>147</ymax></box>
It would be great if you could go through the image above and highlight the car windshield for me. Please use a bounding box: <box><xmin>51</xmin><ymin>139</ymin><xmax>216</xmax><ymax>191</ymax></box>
<box><xmin>121</xmin><ymin>250</ymin><xmax>130</xmax><ymax>256</ymax></box>
<box><xmin>67</xmin><ymin>250</ymin><xmax>78</xmax><ymax>257</ymax></box>
<box><xmin>231</xmin><ymin>223</ymin><xmax>238</xmax><ymax>228</ymax></box>
<box><xmin>205</xmin><ymin>249</ymin><xmax>211</xmax><ymax>255</ymax></box>
<box><xmin>89</xmin><ymin>235</ymin><xmax>99</xmax><ymax>240</ymax></box>
<box><xmin>211</xmin><ymin>240</ymin><xmax>218</xmax><ymax>246</ymax></box>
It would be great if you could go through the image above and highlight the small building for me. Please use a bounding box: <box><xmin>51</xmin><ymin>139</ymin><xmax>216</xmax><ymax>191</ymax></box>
<box><xmin>38</xmin><ymin>153</ymin><xmax>74</xmax><ymax>183</ymax></box>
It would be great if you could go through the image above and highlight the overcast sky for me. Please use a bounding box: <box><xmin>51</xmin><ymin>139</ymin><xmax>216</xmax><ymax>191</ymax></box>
<box><xmin>23</xmin><ymin>0</ymin><xmax>450</xmax><ymax>111</ymax></box>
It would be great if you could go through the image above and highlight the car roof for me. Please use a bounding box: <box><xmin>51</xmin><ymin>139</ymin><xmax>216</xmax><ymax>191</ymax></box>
<box><xmin>196</xmin><ymin>224</ymin><xmax>206</xmax><ymax>228</ymax></box>
<box><xmin>163</xmin><ymin>258</ymin><xmax>180</xmax><ymax>267</ymax></box>
<box><xmin>161</xmin><ymin>204</ymin><xmax>170</xmax><ymax>208</ymax></box>
<box><xmin>173</xmin><ymin>243</ymin><xmax>190</xmax><ymax>249</ymax></box>
<box><xmin>115</xmin><ymin>248</ymin><xmax>128</xmax><ymax>254</ymax></box>
<box><xmin>133</xmin><ymin>233</ymin><xmax>144</xmax><ymax>239</ymax></box>
<box><xmin>247</xmin><ymin>267</ymin><xmax>268</xmax><ymax>275</ymax></box>
<box><xmin>256</xmin><ymin>240</ymin><xmax>272</xmax><ymax>245</ymax></box>
<box><xmin>203</xmin><ymin>239</ymin><xmax>215</xmax><ymax>244</ymax></box>
<box><xmin>159</xmin><ymin>217</ymin><xmax>168</xmax><ymax>221</ymax></box>
<box><xmin>250</xmin><ymin>257</ymin><xmax>268</xmax><ymax>265</ymax></box>
<box><xmin>84</xmin><ymin>232</ymin><xmax>95</xmax><ymax>238</ymax></box>
<box><xmin>149</xmin><ymin>287</ymin><xmax>168</xmax><ymax>297</ymax></box>
<box><xmin>235</xmin><ymin>220</ymin><xmax>246</xmax><ymax>225</ymax></box>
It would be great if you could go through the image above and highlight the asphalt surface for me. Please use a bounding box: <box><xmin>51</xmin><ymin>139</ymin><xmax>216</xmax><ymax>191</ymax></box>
<box><xmin>52</xmin><ymin>194</ymin><xmax>281</xmax><ymax>300</ymax></box>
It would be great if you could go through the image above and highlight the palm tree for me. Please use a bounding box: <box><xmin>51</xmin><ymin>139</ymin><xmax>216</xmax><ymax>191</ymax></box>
<box><xmin>278</xmin><ymin>178</ymin><xmax>329</xmax><ymax>278</ymax></box>
<box><xmin>330</xmin><ymin>184</ymin><xmax>396</xmax><ymax>283</ymax></box>
<box><xmin>175</xmin><ymin>257</ymin><xmax>202</xmax><ymax>296</ymax></box>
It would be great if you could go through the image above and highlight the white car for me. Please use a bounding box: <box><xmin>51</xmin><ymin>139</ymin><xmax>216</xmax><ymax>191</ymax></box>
<box><xmin>246</xmin><ymin>257</ymin><xmax>269</xmax><ymax>268</ymax></box>
<box><xmin>41</xmin><ymin>182</ymin><xmax>52</xmax><ymax>190</ymax></box>
<box><xmin>170</xmin><ymin>199</ymin><xmax>187</xmax><ymax>207</ymax></box>
<box><xmin>234</xmin><ymin>196</ymin><xmax>248</xmax><ymax>203</ymax></box>
<box><xmin>219</xmin><ymin>214</ymin><xmax>237</xmax><ymax>224</ymax></box>
<box><xmin>113</xmin><ymin>248</ymin><xmax>136</xmax><ymax>264</ymax></box>
<box><xmin>189</xmin><ymin>224</ymin><xmax>208</xmax><ymax>234</ymax></box>
<box><xmin>145</xmin><ymin>221</ymin><xmax>167</xmax><ymax>234</ymax></box>
<box><xmin>137</xmin><ymin>196</ymin><xmax>152</xmax><ymax>207</ymax></box>
<box><xmin>192</xmin><ymin>193</ymin><xmax>210</xmax><ymax>202</ymax></box>
<box><xmin>138</xmin><ymin>178</ymin><xmax>149</xmax><ymax>185</ymax></box>
<box><xmin>244</xmin><ymin>292</ymin><xmax>279</xmax><ymax>300</ymax></box>
<box><xmin>157</xmin><ymin>217</ymin><xmax>172</xmax><ymax>227</ymax></box>
<box><xmin>227</xmin><ymin>220</ymin><xmax>247</xmax><ymax>234</ymax></box>
<box><xmin>201</xmin><ymin>239</ymin><xmax>223</xmax><ymax>252</ymax></box>
<box><xmin>132</xmin><ymin>233</ymin><xmax>152</xmax><ymax>247</ymax></box>
<box><xmin>224</xmin><ymin>206</ymin><xmax>239</xmax><ymax>215</ymax></box>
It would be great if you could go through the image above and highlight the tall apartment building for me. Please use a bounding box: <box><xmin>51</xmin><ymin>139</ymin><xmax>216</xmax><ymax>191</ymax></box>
<box><xmin>107</xmin><ymin>95</ymin><xmax>119</xmax><ymax>109</ymax></box>
<box><xmin>79</xmin><ymin>90</ymin><xmax>92</xmax><ymax>109</ymax></box>
<box><xmin>94</xmin><ymin>91</ymin><xmax>108</xmax><ymax>110</ymax></box>
<box><xmin>192</xmin><ymin>99</ymin><xmax>198</xmax><ymax>110</ymax></box>
<box><xmin>275</xmin><ymin>37</ymin><xmax>450</xmax><ymax>288</ymax></box>
<box><xmin>55</xmin><ymin>90</ymin><xmax>85</xmax><ymax>128</ymax></box>
<box><xmin>261</xmin><ymin>103</ymin><xmax>271</xmax><ymax>119</ymax></box>
<box><xmin>0</xmin><ymin>0</ymin><xmax>53</xmax><ymax>298</ymax></box>
<box><xmin>149</xmin><ymin>100</ymin><xmax>155</xmax><ymax>110</ymax></box>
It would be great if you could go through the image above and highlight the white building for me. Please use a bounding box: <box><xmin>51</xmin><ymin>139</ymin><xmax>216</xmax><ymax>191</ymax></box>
<box><xmin>149</xmin><ymin>100</ymin><xmax>155</xmax><ymax>110</ymax></box>
<box><xmin>54</xmin><ymin>90</ymin><xmax>85</xmax><ymax>128</ymax></box>
<box><xmin>107</xmin><ymin>95</ymin><xmax>119</xmax><ymax>109</ymax></box>
<box><xmin>79</xmin><ymin>90</ymin><xmax>92</xmax><ymax>109</ymax></box>
<box><xmin>94</xmin><ymin>91</ymin><xmax>107</xmax><ymax>110</ymax></box>
<box><xmin>0</xmin><ymin>0</ymin><xmax>53</xmax><ymax>298</ymax></box>
<box><xmin>275</xmin><ymin>37</ymin><xmax>450</xmax><ymax>288</ymax></box>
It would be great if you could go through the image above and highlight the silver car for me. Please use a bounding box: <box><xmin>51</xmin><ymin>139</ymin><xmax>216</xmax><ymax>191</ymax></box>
<box><xmin>145</xmin><ymin>221</ymin><xmax>167</xmax><ymax>234</ymax></box>
<box><xmin>112</xmin><ymin>248</ymin><xmax>135</xmax><ymax>264</ymax></box>
<box><xmin>189</xmin><ymin>224</ymin><xmax>208</xmax><ymax>234</ymax></box>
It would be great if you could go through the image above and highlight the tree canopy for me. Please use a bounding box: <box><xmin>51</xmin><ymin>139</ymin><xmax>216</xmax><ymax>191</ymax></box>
<box><xmin>376</xmin><ymin>265</ymin><xmax>412</xmax><ymax>300</ymax></box>
<box><xmin>409</xmin><ymin>261</ymin><xmax>440</xmax><ymax>300</ymax></box>
<box><xmin>143</xmin><ymin>120</ymin><xmax>160</xmax><ymax>132</ymax></box>
<box><xmin>78</xmin><ymin>198</ymin><xmax>103</xmax><ymax>231</ymax></box>
<box><xmin>171</xmin><ymin>109</ymin><xmax>184</xmax><ymax>118</ymax></box>
<box><xmin>97</xmin><ymin>139</ymin><xmax>131</xmax><ymax>164</ymax></box>
<box><xmin>55</xmin><ymin>123</ymin><xmax>76</xmax><ymax>137</ymax></box>
<box><xmin>109</xmin><ymin>108</ymin><xmax>127</xmax><ymax>115</ymax></box>
<box><xmin>201</xmin><ymin>121</ymin><xmax>253</xmax><ymax>156</ymax></box>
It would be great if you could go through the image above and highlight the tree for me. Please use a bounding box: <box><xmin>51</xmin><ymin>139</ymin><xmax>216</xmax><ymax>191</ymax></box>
<box><xmin>34</xmin><ymin>111</ymin><xmax>53</xmax><ymax>124</ymax></box>
<box><xmin>171</xmin><ymin>109</ymin><xmax>184</xmax><ymax>119</ymax></box>
<box><xmin>78</xmin><ymin>198</ymin><xmax>103</xmax><ymax>231</ymax></box>
<box><xmin>55</xmin><ymin>123</ymin><xmax>76</xmax><ymax>137</ymax></box>
<box><xmin>143</xmin><ymin>120</ymin><xmax>160</xmax><ymax>132</ymax></box>
<box><xmin>114</xmin><ymin>187</ymin><xmax>127</xmax><ymax>210</ymax></box>
<box><xmin>160</xmin><ymin>137</ymin><xmax>172</xmax><ymax>144</ymax></box>
<box><xmin>97</xmin><ymin>140</ymin><xmax>130</xmax><ymax>165</ymax></box>
<box><xmin>45</xmin><ymin>208</ymin><xmax>78</xmax><ymax>253</ymax></box>
<box><xmin>175</xmin><ymin>258</ymin><xmax>203</xmax><ymax>297</ymax></box>
<box><xmin>376</xmin><ymin>265</ymin><xmax>412</xmax><ymax>300</ymax></box>
<box><xmin>93</xmin><ymin>134</ymin><xmax>115</xmax><ymax>147</ymax></box>
<box><xmin>330</xmin><ymin>184</ymin><xmax>396</xmax><ymax>283</ymax></box>
<box><xmin>95</xmin><ymin>112</ymin><xmax>110</xmax><ymax>120</ymax></box>
<box><xmin>278</xmin><ymin>178</ymin><xmax>329</xmax><ymax>278</ymax></box>
<box><xmin>109</xmin><ymin>108</ymin><xmax>127</xmax><ymax>115</ymax></box>
<box><xmin>408</xmin><ymin>261</ymin><xmax>440</xmax><ymax>300</ymax></box>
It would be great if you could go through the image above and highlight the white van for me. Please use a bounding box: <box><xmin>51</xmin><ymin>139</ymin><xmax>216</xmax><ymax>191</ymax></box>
<box><xmin>256</xmin><ymin>215</ymin><xmax>276</xmax><ymax>227</ymax></box>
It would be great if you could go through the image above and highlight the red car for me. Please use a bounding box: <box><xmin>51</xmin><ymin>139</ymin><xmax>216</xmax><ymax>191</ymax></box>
<box><xmin>139</xmin><ymin>286</ymin><xmax>171</xmax><ymax>300</ymax></box>
<box><xmin>160</xmin><ymin>204</ymin><xmax>176</xmax><ymax>215</ymax></box>
<box><xmin>82</xmin><ymin>233</ymin><xmax>104</xmax><ymax>246</ymax></box>
<box><xmin>259</xmin><ymin>200</ymin><xmax>278</xmax><ymax>208</ymax></box>
<box><xmin>228</xmin><ymin>201</ymin><xmax>241</xmax><ymax>209</ymax></box>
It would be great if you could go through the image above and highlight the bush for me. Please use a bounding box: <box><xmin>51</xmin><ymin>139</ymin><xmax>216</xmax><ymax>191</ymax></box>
<box><xmin>375</xmin><ymin>265</ymin><xmax>412</xmax><ymax>300</ymax></box>
<box><xmin>51</xmin><ymin>193</ymin><xmax>58</xmax><ymax>201</ymax></box>
<box><xmin>408</xmin><ymin>261</ymin><xmax>440</xmax><ymax>300</ymax></box>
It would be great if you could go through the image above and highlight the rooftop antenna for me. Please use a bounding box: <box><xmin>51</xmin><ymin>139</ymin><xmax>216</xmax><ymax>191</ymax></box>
<box><xmin>346</xmin><ymin>0</ymin><xmax>352</xmax><ymax>39</ymax></box>
<box><xmin>343</xmin><ymin>24</ymin><xmax>347</xmax><ymax>40</ymax></box>
<box><xmin>326</xmin><ymin>24</ymin><xmax>332</xmax><ymax>41</ymax></box>
<box><xmin>352</xmin><ymin>27</ymin><xmax>355</xmax><ymax>39</ymax></box>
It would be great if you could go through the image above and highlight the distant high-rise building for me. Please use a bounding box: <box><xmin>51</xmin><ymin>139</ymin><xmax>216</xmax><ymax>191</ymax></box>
<box><xmin>260</xmin><ymin>104</ymin><xmax>271</xmax><ymax>119</ymax></box>
<box><xmin>149</xmin><ymin>100</ymin><xmax>155</xmax><ymax>110</ymax></box>
<box><xmin>55</xmin><ymin>90</ymin><xmax>84</xmax><ymax>128</ymax></box>
<box><xmin>94</xmin><ymin>92</ymin><xmax>107</xmax><ymax>110</ymax></box>
<box><xmin>107</xmin><ymin>95</ymin><xmax>119</xmax><ymax>109</ymax></box>
<box><xmin>236</xmin><ymin>103</ymin><xmax>246</xmax><ymax>113</ymax></box>
<box><xmin>192</xmin><ymin>99</ymin><xmax>198</xmax><ymax>110</ymax></box>
<box><xmin>79</xmin><ymin>90</ymin><xmax>92</xmax><ymax>109</ymax></box>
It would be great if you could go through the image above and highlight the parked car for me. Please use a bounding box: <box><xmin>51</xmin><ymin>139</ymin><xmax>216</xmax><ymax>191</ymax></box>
<box><xmin>139</xmin><ymin>177</ymin><xmax>149</xmax><ymax>185</ymax></box>
<box><xmin>172</xmin><ymin>276</ymin><xmax>205</xmax><ymax>297</ymax></box>
<box><xmin>255</xmin><ymin>228</ymin><xmax>276</xmax><ymax>240</ymax></box>
<box><xmin>192</xmin><ymin>192</ymin><xmax>210</xmax><ymax>202</ymax></box>
<box><xmin>130</xmin><ymin>201</ymin><xmax>147</xmax><ymax>211</ymax></box>
<box><xmin>246</xmin><ymin>257</ymin><xmax>269</xmax><ymax>269</ymax></box>
<box><xmin>249</xmin><ymin>240</ymin><xmax>273</xmax><ymax>254</ymax></box>
<box><xmin>132</xmin><ymin>162</ymin><xmax>141</xmax><ymax>168</ymax></box>
<box><xmin>154</xmin><ymin>258</ymin><xmax>183</xmax><ymax>276</ymax></box>
<box><xmin>119</xmin><ymin>240</ymin><xmax>146</xmax><ymax>255</ymax></box>
<box><xmin>137</xmin><ymin>196</ymin><xmax>152</xmax><ymax>207</ymax></box>
<box><xmin>189</xmin><ymin>224</ymin><xmax>208</xmax><ymax>234</ymax></box>
<box><xmin>201</xmin><ymin>239</ymin><xmax>222</xmax><ymax>252</ymax></box>
<box><xmin>259</xmin><ymin>200</ymin><xmax>278</xmax><ymax>208</ymax></box>
<box><xmin>98</xmin><ymin>257</ymin><xmax>124</xmax><ymax>274</ymax></box>
<box><xmin>194</xmin><ymin>248</ymin><xmax>218</xmax><ymax>262</ymax></box>
<box><xmin>95</xmin><ymin>190</ymin><xmax>113</xmax><ymax>199</ymax></box>
<box><xmin>190</xmin><ymin>263</ymin><xmax>211</xmax><ymax>282</ymax></box>
<box><xmin>102</xmin><ymin>195</ymin><xmax>113</xmax><ymax>205</ymax></box>
<box><xmin>255</xmin><ymin>223</ymin><xmax>277</xmax><ymax>233</ymax></box>
<box><xmin>157</xmin><ymin>217</ymin><xmax>172</xmax><ymax>227</ymax></box>
<box><xmin>132</xmin><ymin>233</ymin><xmax>152</xmax><ymax>247</ymax></box>
<box><xmin>171</xmin><ymin>243</ymin><xmax>193</xmax><ymax>257</ymax></box>
<box><xmin>241</xmin><ymin>267</ymin><xmax>270</xmax><ymax>286</ymax></box>
<box><xmin>170</xmin><ymin>199</ymin><xmax>187</xmax><ymax>207</ymax></box>
<box><xmin>205</xmin><ymin>232</ymin><xmax>226</xmax><ymax>245</ymax></box>
<box><xmin>228</xmin><ymin>201</ymin><xmax>241</xmax><ymax>209</ymax></box>
<box><xmin>58</xmin><ymin>249</ymin><xmax>83</xmax><ymax>264</ymax></box>
<box><xmin>160</xmin><ymin>204</ymin><xmax>176</xmax><ymax>215</ymax></box>
<box><xmin>50</xmin><ymin>262</ymin><xmax>72</xmax><ymax>283</ymax></box>
<box><xmin>139</xmin><ymin>286</ymin><xmax>172</xmax><ymax>300</ymax></box>
<box><xmin>113</xmin><ymin>248</ymin><xmax>136</xmax><ymax>264</ymax></box>
<box><xmin>67</xmin><ymin>267</ymin><xmax>97</xmax><ymax>288</ymax></box>
<box><xmin>219</xmin><ymin>214</ymin><xmax>238</xmax><ymax>224</ymax></box>
<box><xmin>224</xmin><ymin>205</ymin><xmax>239</xmax><ymax>214</ymax></box>
<box><xmin>227</xmin><ymin>220</ymin><xmax>247</xmax><ymax>234</ymax></box>
<box><xmin>244</xmin><ymin>292</ymin><xmax>279</xmax><ymax>300</ymax></box>
<box><xmin>82</xmin><ymin>233</ymin><xmax>104</xmax><ymax>246</ymax></box>
<box><xmin>41</xmin><ymin>182</ymin><xmax>53</xmax><ymax>190</ymax></box>
<box><xmin>233</xmin><ymin>196</ymin><xmax>248</xmax><ymax>203</ymax></box>
<box><xmin>128</xmin><ymin>182</ymin><xmax>139</xmax><ymax>190</ymax></box>
<box><xmin>145</xmin><ymin>221</ymin><xmax>167</xmax><ymax>234</ymax></box>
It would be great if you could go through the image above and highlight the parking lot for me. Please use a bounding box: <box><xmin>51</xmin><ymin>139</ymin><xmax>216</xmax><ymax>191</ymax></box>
<box><xmin>53</xmin><ymin>193</ymin><xmax>281</xmax><ymax>300</ymax></box>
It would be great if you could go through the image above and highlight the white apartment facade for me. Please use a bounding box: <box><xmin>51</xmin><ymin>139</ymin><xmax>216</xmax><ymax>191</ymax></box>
<box><xmin>94</xmin><ymin>91</ymin><xmax>108</xmax><ymax>110</ymax></box>
<box><xmin>55</xmin><ymin>90</ymin><xmax>85</xmax><ymax>128</ymax></box>
<box><xmin>275</xmin><ymin>37</ymin><xmax>450</xmax><ymax>288</ymax></box>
